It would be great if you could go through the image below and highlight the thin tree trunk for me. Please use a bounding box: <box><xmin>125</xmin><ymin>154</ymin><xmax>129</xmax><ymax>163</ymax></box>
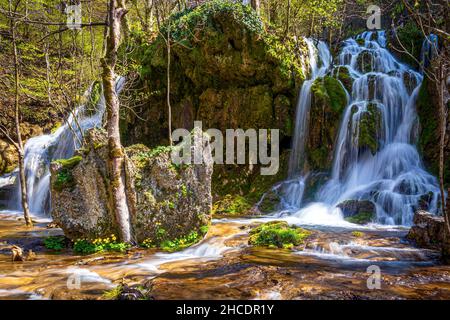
<box><xmin>251</xmin><ymin>0</ymin><xmax>260</xmax><ymax>15</ymax></box>
<box><xmin>166</xmin><ymin>26</ymin><xmax>172</xmax><ymax>146</ymax></box>
<box><xmin>102</xmin><ymin>0</ymin><xmax>131</xmax><ymax>243</ymax></box>
<box><xmin>9</xmin><ymin>0</ymin><xmax>32</xmax><ymax>227</ymax></box>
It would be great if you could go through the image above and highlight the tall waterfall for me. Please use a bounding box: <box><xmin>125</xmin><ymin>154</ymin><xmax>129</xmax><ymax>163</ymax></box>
<box><xmin>282</xmin><ymin>39</ymin><xmax>332</xmax><ymax>208</ymax></box>
<box><xmin>1</xmin><ymin>77</ymin><xmax>125</xmax><ymax>216</ymax></box>
<box><xmin>284</xmin><ymin>31</ymin><xmax>440</xmax><ymax>226</ymax></box>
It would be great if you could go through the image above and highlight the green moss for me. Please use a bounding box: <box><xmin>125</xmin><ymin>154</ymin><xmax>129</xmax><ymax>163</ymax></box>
<box><xmin>351</xmin><ymin>103</ymin><xmax>382</xmax><ymax>155</ymax></box>
<box><xmin>312</xmin><ymin>76</ymin><xmax>347</xmax><ymax>113</ymax></box>
<box><xmin>52</xmin><ymin>156</ymin><xmax>82</xmax><ymax>192</ymax></box>
<box><xmin>249</xmin><ymin>221</ymin><xmax>311</xmax><ymax>249</ymax></box>
<box><xmin>393</xmin><ymin>21</ymin><xmax>423</xmax><ymax>68</ymax></box>
<box><xmin>345</xmin><ymin>212</ymin><xmax>374</xmax><ymax>225</ymax></box>
<box><xmin>213</xmin><ymin>194</ymin><xmax>252</xmax><ymax>215</ymax></box>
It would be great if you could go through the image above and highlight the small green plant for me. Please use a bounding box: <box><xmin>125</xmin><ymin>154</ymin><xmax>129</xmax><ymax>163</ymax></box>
<box><xmin>73</xmin><ymin>235</ymin><xmax>130</xmax><ymax>254</ymax></box>
<box><xmin>351</xmin><ymin>231</ymin><xmax>364</xmax><ymax>237</ymax></box>
<box><xmin>199</xmin><ymin>224</ymin><xmax>209</xmax><ymax>235</ymax></box>
<box><xmin>44</xmin><ymin>236</ymin><xmax>66</xmax><ymax>251</ymax></box>
<box><xmin>181</xmin><ymin>184</ymin><xmax>188</xmax><ymax>197</ymax></box>
<box><xmin>140</xmin><ymin>238</ymin><xmax>156</xmax><ymax>249</ymax></box>
<box><xmin>249</xmin><ymin>221</ymin><xmax>311</xmax><ymax>249</ymax></box>
<box><xmin>160</xmin><ymin>231</ymin><xmax>201</xmax><ymax>252</ymax></box>
<box><xmin>52</xmin><ymin>156</ymin><xmax>82</xmax><ymax>191</ymax></box>
<box><xmin>103</xmin><ymin>285</ymin><xmax>123</xmax><ymax>300</ymax></box>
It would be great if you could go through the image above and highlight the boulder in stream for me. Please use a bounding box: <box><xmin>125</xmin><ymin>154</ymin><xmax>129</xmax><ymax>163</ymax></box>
<box><xmin>50</xmin><ymin>128</ymin><xmax>213</xmax><ymax>245</ymax></box>
<box><xmin>407</xmin><ymin>210</ymin><xmax>445</xmax><ymax>250</ymax></box>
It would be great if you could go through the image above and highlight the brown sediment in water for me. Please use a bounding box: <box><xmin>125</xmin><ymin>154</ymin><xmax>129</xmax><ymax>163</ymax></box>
<box><xmin>0</xmin><ymin>214</ymin><xmax>450</xmax><ymax>300</ymax></box>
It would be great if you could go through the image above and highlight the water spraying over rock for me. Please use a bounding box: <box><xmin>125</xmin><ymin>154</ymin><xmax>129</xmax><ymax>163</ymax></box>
<box><xmin>2</xmin><ymin>77</ymin><xmax>125</xmax><ymax>216</ymax></box>
<box><xmin>282</xmin><ymin>31</ymin><xmax>440</xmax><ymax>226</ymax></box>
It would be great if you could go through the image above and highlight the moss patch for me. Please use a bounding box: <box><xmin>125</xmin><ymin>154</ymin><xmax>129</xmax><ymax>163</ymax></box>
<box><xmin>52</xmin><ymin>156</ymin><xmax>82</xmax><ymax>192</ymax></box>
<box><xmin>249</xmin><ymin>221</ymin><xmax>311</xmax><ymax>249</ymax></box>
<box><xmin>345</xmin><ymin>211</ymin><xmax>374</xmax><ymax>225</ymax></box>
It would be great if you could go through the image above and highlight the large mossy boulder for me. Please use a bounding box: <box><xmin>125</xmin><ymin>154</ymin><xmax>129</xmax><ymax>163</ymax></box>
<box><xmin>307</xmin><ymin>76</ymin><xmax>347</xmax><ymax>171</ymax></box>
<box><xmin>119</xmin><ymin>1</ymin><xmax>307</xmax><ymax>212</ymax></box>
<box><xmin>121</xmin><ymin>1</ymin><xmax>305</xmax><ymax>148</ymax></box>
<box><xmin>50</xmin><ymin>129</ymin><xmax>213</xmax><ymax>245</ymax></box>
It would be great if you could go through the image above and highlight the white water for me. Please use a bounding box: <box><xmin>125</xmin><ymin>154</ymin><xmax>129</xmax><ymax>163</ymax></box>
<box><xmin>280</xmin><ymin>31</ymin><xmax>440</xmax><ymax>226</ymax></box>
<box><xmin>1</xmin><ymin>78</ymin><xmax>125</xmax><ymax>217</ymax></box>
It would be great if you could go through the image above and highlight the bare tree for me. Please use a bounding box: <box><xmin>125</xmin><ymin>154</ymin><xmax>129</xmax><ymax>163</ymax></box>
<box><xmin>0</xmin><ymin>0</ymin><xmax>33</xmax><ymax>226</ymax></box>
<box><xmin>102</xmin><ymin>0</ymin><xmax>131</xmax><ymax>242</ymax></box>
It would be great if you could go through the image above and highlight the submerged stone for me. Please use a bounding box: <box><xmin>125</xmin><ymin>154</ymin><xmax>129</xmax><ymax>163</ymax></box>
<box><xmin>337</xmin><ymin>199</ymin><xmax>376</xmax><ymax>224</ymax></box>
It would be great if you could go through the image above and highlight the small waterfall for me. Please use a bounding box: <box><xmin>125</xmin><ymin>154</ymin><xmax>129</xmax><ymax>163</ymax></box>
<box><xmin>283</xmin><ymin>39</ymin><xmax>331</xmax><ymax>208</ymax></box>
<box><xmin>1</xmin><ymin>77</ymin><xmax>125</xmax><ymax>216</ymax></box>
<box><xmin>420</xmin><ymin>34</ymin><xmax>438</xmax><ymax>73</ymax></box>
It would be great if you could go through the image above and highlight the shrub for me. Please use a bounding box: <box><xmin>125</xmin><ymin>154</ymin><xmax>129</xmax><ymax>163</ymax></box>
<box><xmin>44</xmin><ymin>236</ymin><xmax>66</xmax><ymax>251</ymax></box>
<box><xmin>73</xmin><ymin>235</ymin><xmax>130</xmax><ymax>254</ymax></box>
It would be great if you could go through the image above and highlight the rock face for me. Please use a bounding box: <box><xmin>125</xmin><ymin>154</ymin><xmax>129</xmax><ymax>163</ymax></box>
<box><xmin>407</xmin><ymin>210</ymin><xmax>445</xmax><ymax>249</ymax></box>
<box><xmin>119</xmin><ymin>1</ymin><xmax>307</xmax><ymax>212</ymax></box>
<box><xmin>50</xmin><ymin>129</ymin><xmax>213</xmax><ymax>243</ymax></box>
<box><xmin>417</xmin><ymin>77</ymin><xmax>450</xmax><ymax>189</ymax></box>
<box><xmin>337</xmin><ymin>199</ymin><xmax>376</xmax><ymax>224</ymax></box>
<box><xmin>308</xmin><ymin>76</ymin><xmax>347</xmax><ymax>171</ymax></box>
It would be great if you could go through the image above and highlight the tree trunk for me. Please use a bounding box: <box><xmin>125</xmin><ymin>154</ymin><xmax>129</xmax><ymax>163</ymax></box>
<box><xmin>251</xmin><ymin>0</ymin><xmax>260</xmax><ymax>15</ymax></box>
<box><xmin>166</xmin><ymin>26</ymin><xmax>173</xmax><ymax>146</ymax></box>
<box><xmin>10</xmin><ymin>0</ymin><xmax>32</xmax><ymax>227</ymax></box>
<box><xmin>102</xmin><ymin>0</ymin><xmax>131</xmax><ymax>243</ymax></box>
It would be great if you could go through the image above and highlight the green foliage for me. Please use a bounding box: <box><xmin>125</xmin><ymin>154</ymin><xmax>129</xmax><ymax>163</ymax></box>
<box><xmin>73</xmin><ymin>235</ymin><xmax>130</xmax><ymax>254</ymax></box>
<box><xmin>249</xmin><ymin>221</ymin><xmax>311</xmax><ymax>249</ymax></box>
<box><xmin>213</xmin><ymin>194</ymin><xmax>252</xmax><ymax>215</ymax></box>
<box><xmin>103</xmin><ymin>285</ymin><xmax>123</xmax><ymax>300</ymax></box>
<box><xmin>394</xmin><ymin>21</ymin><xmax>423</xmax><ymax>68</ymax></box>
<box><xmin>160</xmin><ymin>231</ymin><xmax>202</xmax><ymax>252</ymax></box>
<box><xmin>312</xmin><ymin>76</ymin><xmax>347</xmax><ymax>113</ymax></box>
<box><xmin>44</xmin><ymin>236</ymin><xmax>66</xmax><ymax>251</ymax></box>
<box><xmin>163</xmin><ymin>0</ymin><xmax>263</xmax><ymax>44</ymax></box>
<box><xmin>354</xmin><ymin>103</ymin><xmax>382</xmax><ymax>155</ymax></box>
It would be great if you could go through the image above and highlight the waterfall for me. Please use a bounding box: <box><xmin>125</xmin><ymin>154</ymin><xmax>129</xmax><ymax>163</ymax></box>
<box><xmin>1</xmin><ymin>77</ymin><xmax>125</xmax><ymax>217</ymax></box>
<box><xmin>283</xmin><ymin>31</ymin><xmax>440</xmax><ymax>226</ymax></box>
<box><xmin>282</xmin><ymin>39</ymin><xmax>331</xmax><ymax>208</ymax></box>
<box><xmin>420</xmin><ymin>34</ymin><xmax>438</xmax><ymax>73</ymax></box>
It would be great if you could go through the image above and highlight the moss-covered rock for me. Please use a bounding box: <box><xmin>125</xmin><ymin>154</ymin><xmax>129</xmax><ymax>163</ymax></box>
<box><xmin>307</xmin><ymin>76</ymin><xmax>347</xmax><ymax>171</ymax></box>
<box><xmin>332</xmin><ymin>65</ymin><xmax>353</xmax><ymax>92</ymax></box>
<box><xmin>249</xmin><ymin>221</ymin><xmax>311</xmax><ymax>249</ymax></box>
<box><xmin>350</xmin><ymin>102</ymin><xmax>382</xmax><ymax>155</ymax></box>
<box><xmin>417</xmin><ymin>78</ymin><xmax>450</xmax><ymax>188</ymax></box>
<box><xmin>337</xmin><ymin>199</ymin><xmax>376</xmax><ymax>225</ymax></box>
<box><xmin>356</xmin><ymin>50</ymin><xmax>373</xmax><ymax>73</ymax></box>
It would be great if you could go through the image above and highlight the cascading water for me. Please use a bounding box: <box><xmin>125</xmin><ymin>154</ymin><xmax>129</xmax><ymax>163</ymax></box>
<box><xmin>282</xmin><ymin>38</ymin><xmax>332</xmax><ymax>208</ymax></box>
<box><xmin>1</xmin><ymin>77</ymin><xmax>125</xmax><ymax>216</ymax></box>
<box><xmin>281</xmin><ymin>31</ymin><xmax>440</xmax><ymax>226</ymax></box>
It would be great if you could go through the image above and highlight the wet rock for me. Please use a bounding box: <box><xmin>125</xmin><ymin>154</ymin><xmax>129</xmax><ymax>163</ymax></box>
<box><xmin>11</xmin><ymin>245</ymin><xmax>24</xmax><ymax>262</ymax></box>
<box><xmin>331</xmin><ymin>65</ymin><xmax>353</xmax><ymax>92</ymax></box>
<box><xmin>118</xmin><ymin>285</ymin><xmax>153</xmax><ymax>300</ymax></box>
<box><xmin>308</xmin><ymin>76</ymin><xmax>347</xmax><ymax>171</ymax></box>
<box><xmin>407</xmin><ymin>210</ymin><xmax>445</xmax><ymax>249</ymax></box>
<box><xmin>337</xmin><ymin>200</ymin><xmax>376</xmax><ymax>224</ymax></box>
<box><xmin>356</xmin><ymin>50</ymin><xmax>373</xmax><ymax>73</ymax></box>
<box><xmin>350</xmin><ymin>102</ymin><xmax>383</xmax><ymax>155</ymax></box>
<box><xmin>50</xmin><ymin>128</ymin><xmax>213</xmax><ymax>244</ymax></box>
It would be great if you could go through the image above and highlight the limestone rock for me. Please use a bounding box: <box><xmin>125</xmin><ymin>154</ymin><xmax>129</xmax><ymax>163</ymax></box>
<box><xmin>50</xmin><ymin>128</ymin><xmax>213</xmax><ymax>244</ymax></box>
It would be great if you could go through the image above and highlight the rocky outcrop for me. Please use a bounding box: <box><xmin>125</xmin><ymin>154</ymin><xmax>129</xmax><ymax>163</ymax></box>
<box><xmin>337</xmin><ymin>199</ymin><xmax>376</xmax><ymax>224</ymax></box>
<box><xmin>417</xmin><ymin>77</ymin><xmax>450</xmax><ymax>189</ymax></box>
<box><xmin>307</xmin><ymin>76</ymin><xmax>347</xmax><ymax>171</ymax></box>
<box><xmin>119</xmin><ymin>1</ymin><xmax>307</xmax><ymax>212</ymax></box>
<box><xmin>50</xmin><ymin>128</ymin><xmax>213</xmax><ymax>244</ymax></box>
<box><xmin>407</xmin><ymin>210</ymin><xmax>446</xmax><ymax>250</ymax></box>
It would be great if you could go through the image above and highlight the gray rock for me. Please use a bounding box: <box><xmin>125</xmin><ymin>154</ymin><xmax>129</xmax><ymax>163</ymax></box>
<box><xmin>50</xmin><ymin>128</ymin><xmax>213</xmax><ymax>244</ymax></box>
